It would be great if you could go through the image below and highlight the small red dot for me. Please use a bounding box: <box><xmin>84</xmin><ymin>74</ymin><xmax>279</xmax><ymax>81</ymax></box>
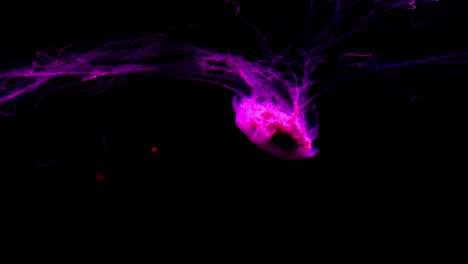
<box><xmin>96</xmin><ymin>173</ymin><xmax>106</xmax><ymax>182</ymax></box>
<box><xmin>151</xmin><ymin>147</ymin><xmax>157</xmax><ymax>153</ymax></box>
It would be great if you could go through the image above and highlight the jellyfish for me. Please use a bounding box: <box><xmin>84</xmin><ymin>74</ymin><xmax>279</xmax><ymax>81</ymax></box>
<box><xmin>0</xmin><ymin>0</ymin><xmax>466</xmax><ymax>161</ymax></box>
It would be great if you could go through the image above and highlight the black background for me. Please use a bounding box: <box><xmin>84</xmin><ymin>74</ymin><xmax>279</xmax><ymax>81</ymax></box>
<box><xmin>0</xmin><ymin>0</ymin><xmax>466</xmax><ymax>198</ymax></box>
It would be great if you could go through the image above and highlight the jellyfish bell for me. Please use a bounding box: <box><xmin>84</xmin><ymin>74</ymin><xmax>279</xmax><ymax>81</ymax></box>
<box><xmin>232</xmin><ymin>94</ymin><xmax>319</xmax><ymax>160</ymax></box>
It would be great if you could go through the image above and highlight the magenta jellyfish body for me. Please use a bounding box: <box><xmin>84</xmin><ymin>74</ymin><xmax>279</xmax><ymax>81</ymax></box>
<box><xmin>0</xmin><ymin>0</ymin><xmax>466</xmax><ymax>162</ymax></box>
<box><xmin>233</xmin><ymin>95</ymin><xmax>318</xmax><ymax>160</ymax></box>
<box><xmin>196</xmin><ymin>50</ymin><xmax>319</xmax><ymax>159</ymax></box>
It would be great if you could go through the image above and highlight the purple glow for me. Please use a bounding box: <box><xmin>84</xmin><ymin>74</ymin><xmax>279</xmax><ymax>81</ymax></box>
<box><xmin>0</xmin><ymin>0</ymin><xmax>466</xmax><ymax>160</ymax></box>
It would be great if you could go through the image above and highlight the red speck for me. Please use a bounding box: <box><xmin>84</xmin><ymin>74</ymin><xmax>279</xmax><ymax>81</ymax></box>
<box><xmin>250</xmin><ymin>120</ymin><xmax>259</xmax><ymax>129</ymax></box>
<box><xmin>262</xmin><ymin>112</ymin><xmax>274</xmax><ymax>119</ymax></box>
<box><xmin>151</xmin><ymin>147</ymin><xmax>157</xmax><ymax>153</ymax></box>
<box><xmin>96</xmin><ymin>173</ymin><xmax>106</xmax><ymax>182</ymax></box>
